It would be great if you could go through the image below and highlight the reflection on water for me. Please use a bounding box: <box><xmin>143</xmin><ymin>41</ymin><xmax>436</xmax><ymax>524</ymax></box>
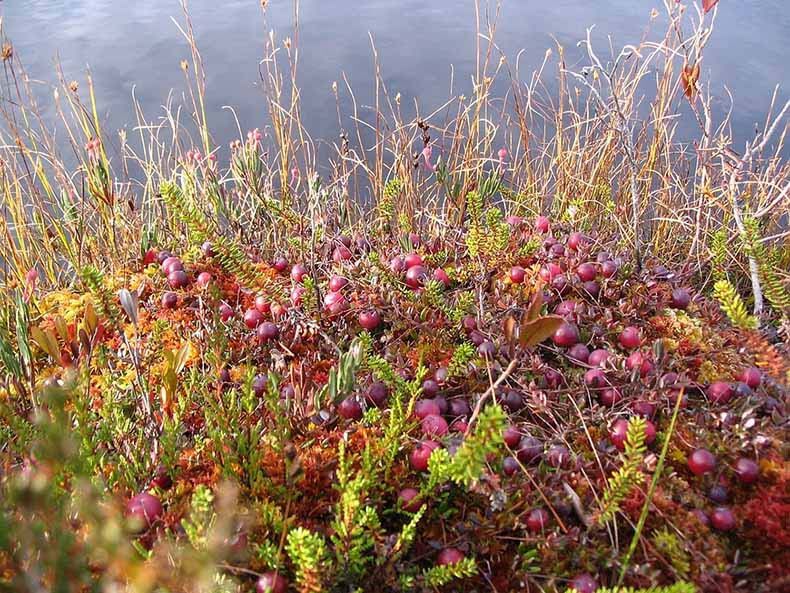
<box><xmin>2</xmin><ymin>1</ymin><xmax>788</xmax><ymax>154</ymax></box>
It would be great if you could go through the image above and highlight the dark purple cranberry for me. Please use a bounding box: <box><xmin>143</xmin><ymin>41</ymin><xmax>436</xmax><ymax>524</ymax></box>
<box><xmin>478</xmin><ymin>341</ymin><xmax>497</xmax><ymax>358</ymax></box>
<box><xmin>733</xmin><ymin>458</ymin><xmax>759</xmax><ymax>484</ymax></box>
<box><xmin>366</xmin><ymin>382</ymin><xmax>389</xmax><ymax>407</ymax></box>
<box><xmin>338</xmin><ymin>397</ymin><xmax>363</xmax><ymax>421</ymax></box>
<box><xmin>568</xmin><ymin>343</ymin><xmax>591</xmax><ymax>364</ymax></box>
<box><xmin>502</xmin><ymin>390</ymin><xmax>524</xmax><ymax>412</ymax></box>
<box><xmin>157</xmin><ymin>250</ymin><xmax>173</xmax><ymax>265</ymax></box>
<box><xmin>547</xmin><ymin>445</ymin><xmax>571</xmax><ymax>469</ymax></box>
<box><xmin>600</xmin><ymin>260</ymin><xmax>618</xmax><ymax>278</ymax></box>
<box><xmin>503</xmin><ymin>456</ymin><xmax>519</xmax><ymax>476</ymax></box>
<box><xmin>461</xmin><ymin>316</ymin><xmax>477</xmax><ymax>333</ymax></box>
<box><xmin>280</xmin><ymin>384</ymin><xmax>295</xmax><ymax>400</ymax></box>
<box><xmin>421</xmin><ymin>379</ymin><xmax>440</xmax><ymax>397</ymax></box>
<box><xmin>688</xmin><ymin>448</ymin><xmax>717</xmax><ymax>476</ymax></box>
<box><xmin>257</xmin><ymin>322</ymin><xmax>279</xmax><ymax>342</ymax></box>
<box><xmin>398</xmin><ymin>488</ymin><xmax>421</xmax><ymax>512</ymax></box>
<box><xmin>252</xmin><ymin>374</ymin><xmax>268</xmax><ymax>397</ymax></box>
<box><xmin>632</xmin><ymin>400</ymin><xmax>656</xmax><ymax>419</ymax></box>
<box><xmin>551</xmin><ymin>274</ymin><xmax>569</xmax><ymax>293</ymax></box>
<box><xmin>582</xmin><ymin>280</ymin><xmax>600</xmax><ymax>297</ymax></box>
<box><xmin>542</xmin><ymin>367</ymin><xmax>563</xmax><ymax>389</ymax></box>
<box><xmin>526</xmin><ymin>508</ymin><xmax>550</xmax><ymax>533</ymax></box>
<box><xmin>710</xmin><ymin>507</ymin><xmax>736</xmax><ymax>531</ymax></box>
<box><xmin>432</xmin><ymin>396</ymin><xmax>448</xmax><ymax>415</ymax></box>
<box><xmin>550</xmin><ymin>243</ymin><xmax>565</xmax><ymax>258</ymax></box>
<box><xmin>570</xmin><ymin>573</ymin><xmax>598</xmax><ymax>593</ymax></box>
<box><xmin>599</xmin><ymin>388</ymin><xmax>621</xmax><ymax>406</ymax></box>
<box><xmin>449</xmin><ymin>399</ymin><xmax>471</xmax><ymax>418</ymax></box>
<box><xmin>670</xmin><ymin>288</ymin><xmax>691</xmax><ymax>310</ymax></box>
<box><xmin>733</xmin><ymin>382</ymin><xmax>753</xmax><ymax>399</ymax></box>
<box><xmin>469</xmin><ymin>331</ymin><xmax>486</xmax><ymax>347</ymax></box>
<box><xmin>516</xmin><ymin>436</ymin><xmax>543</xmax><ymax>464</ymax></box>
<box><xmin>503</xmin><ymin>426</ymin><xmax>522</xmax><ymax>448</ymax></box>
<box><xmin>434</xmin><ymin>367</ymin><xmax>449</xmax><ymax>384</ymax></box>
<box><xmin>161</xmin><ymin>291</ymin><xmax>178</xmax><ymax>309</ymax></box>
<box><xmin>708</xmin><ymin>484</ymin><xmax>729</xmax><ymax>504</ymax></box>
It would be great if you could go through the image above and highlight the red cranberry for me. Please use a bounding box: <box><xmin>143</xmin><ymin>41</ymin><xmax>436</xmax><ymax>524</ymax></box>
<box><xmin>273</xmin><ymin>257</ymin><xmax>289</xmax><ymax>273</ymax></box>
<box><xmin>332</xmin><ymin>244</ymin><xmax>352</xmax><ymax>262</ymax></box>
<box><xmin>254</xmin><ymin>295</ymin><xmax>271</xmax><ymax>313</ymax></box>
<box><xmin>670</xmin><ymin>288</ymin><xmax>691</xmax><ymax>310</ymax></box>
<box><xmin>196</xmin><ymin>271</ymin><xmax>212</xmax><ymax>288</ymax></box>
<box><xmin>404</xmin><ymin>252</ymin><xmax>423</xmax><ymax>269</ymax></box>
<box><xmin>127</xmin><ymin>493</ymin><xmax>163</xmax><ymax>529</ymax></box>
<box><xmin>503</xmin><ymin>426</ymin><xmax>521</xmax><ymax>448</ymax></box>
<box><xmin>329</xmin><ymin>275</ymin><xmax>348</xmax><ymax>292</ymax></box>
<box><xmin>151</xmin><ymin>466</ymin><xmax>173</xmax><ymax>490</ymax></box>
<box><xmin>469</xmin><ymin>331</ymin><xmax>486</xmax><ymax>346</ymax></box>
<box><xmin>526</xmin><ymin>508</ymin><xmax>550</xmax><ymax>533</ymax></box>
<box><xmin>389</xmin><ymin>256</ymin><xmax>406</xmax><ymax>273</ymax></box>
<box><xmin>510</xmin><ymin>266</ymin><xmax>526</xmax><ymax>284</ymax></box>
<box><xmin>552</xmin><ymin>323</ymin><xmax>580</xmax><ymax>347</ymax></box>
<box><xmin>398</xmin><ymin>488</ymin><xmax>421</xmax><ymax>512</ymax></box>
<box><xmin>244</xmin><ymin>308</ymin><xmax>264</xmax><ymax>329</ymax></box>
<box><xmin>588</xmin><ymin>349</ymin><xmax>610</xmax><ymax>367</ymax></box>
<box><xmin>338</xmin><ymin>397</ymin><xmax>363</xmax><ymax>420</ymax></box>
<box><xmin>584</xmin><ymin>368</ymin><xmax>607</xmax><ymax>389</ymax></box>
<box><xmin>539</xmin><ymin>263</ymin><xmax>563</xmax><ymax>282</ymax></box>
<box><xmin>410</xmin><ymin>440</ymin><xmax>440</xmax><ymax>471</ymax></box>
<box><xmin>461</xmin><ymin>316</ymin><xmax>477</xmax><ymax>333</ymax></box>
<box><xmin>414</xmin><ymin>399</ymin><xmax>442</xmax><ymax>420</ymax></box>
<box><xmin>736</xmin><ymin>367</ymin><xmax>761</xmax><ymax>389</ymax></box>
<box><xmin>688</xmin><ymin>448</ymin><xmax>717</xmax><ymax>476</ymax></box>
<box><xmin>451</xmin><ymin>419</ymin><xmax>469</xmax><ymax>433</ymax></box>
<box><xmin>161</xmin><ymin>292</ymin><xmax>178</xmax><ymax>309</ymax></box>
<box><xmin>567</xmin><ymin>232</ymin><xmax>587</xmax><ymax>251</ymax></box>
<box><xmin>619</xmin><ymin>326</ymin><xmax>641</xmax><ymax>349</ymax></box>
<box><xmin>290</xmin><ymin>264</ymin><xmax>307</xmax><ymax>282</ymax></box>
<box><xmin>570</xmin><ymin>573</ymin><xmax>598</xmax><ymax>593</ymax></box>
<box><xmin>257</xmin><ymin>322</ymin><xmax>279</xmax><ymax>342</ymax></box>
<box><xmin>433</xmin><ymin>268</ymin><xmax>451</xmax><ymax>286</ymax></box>
<box><xmin>216</xmin><ymin>302</ymin><xmax>233</xmax><ymax>322</ymax></box>
<box><xmin>143</xmin><ymin>249</ymin><xmax>158</xmax><ymax>265</ymax></box>
<box><xmin>542</xmin><ymin>367</ymin><xmax>563</xmax><ymax>389</ymax></box>
<box><xmin>626</xmin><ymin>351</ymin><xmax>654</xmax><ymax>377</ymax></box>
<box><xmin>437</xmin><ymin>547</ymin><xmax>465</xmax><ymax>566</ymax></box>
<box><xmin>421</xmin><ymin>414</ymin><xmax>449</xmax><ymax>437</ymax></box>
<box><xmin>405</xmin><ymin>265</ymin><xmax>428</xmax><ymax>289</ymax></box>
<box><xmin>610</xmin><ymin>418</ymin><xmax>656</xmax><ymax>450</ymax></box>
<box><xmin>576</xmin><ymin>263</ymin><xmax>597</xmax><ymax>282</ymax></box>
<box><xmin>733</xmin><ymin>458</ymin><xmax>759</xmax><ymax>484</ymax></box>
<box><xmin>599</xmin><ymin>388</ymin><xmax>621</xmax><ymax>406</ymax></box>
<box><xmin>366</xmin><ymin>382</ymin><xmax>389</xmax><ymax>407</ymax></box>
<box><xmin>256</xmin><ymin>572</ymin><xmax>288</xmax><ymax>593</ymax></box>
<box><xmin>200</xmin><ymin>241</ymin><xmax>214</xmax><ymax>258</ymax></box>
<box><xmin>291</xmin><ymin>285</ymin><xmax>306</xmax><ymax>307</ymax></box>
<box><xmin>550</xmin><ymin>273</ymin><xmax>567</xmax><ymax>294</ymax></box>
<box><xmin>161</xmin><ymin>256</ymin><xmax>183</xmax><ymax>275</ymax></box>
<box><xmin>554</xmin><ymin>300</ymin><xmax>579</xmax><ymax>318</ymax></box>
<box><xmin>707</xmin><ymin>381</ymin><xmax>733</xmax><ymax>404</ymax></box>
<box><xmin>534</xmin><ymin>216</ymin><xmax>550</xmax><ymax>233</ymax></box>
<box><xmin>359</xmin><ymin>309</ymin><xmax>382</xmax><ymax>330</ymax></box>
<box><xmin>167</xmin><ymin>270</ymin><xmax>188</xmax><ymax>289</ymax></box>
<box><xmin>710</xmin><ymin>507</ymin><xmax>736</xmax><ymax>531</ymax></box>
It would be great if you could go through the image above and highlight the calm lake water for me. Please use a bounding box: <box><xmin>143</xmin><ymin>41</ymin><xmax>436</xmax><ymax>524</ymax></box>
<box><xmin>2</xmin><ymin>1</ymin><xmax>788</xmax><ymax>156</ymax></box>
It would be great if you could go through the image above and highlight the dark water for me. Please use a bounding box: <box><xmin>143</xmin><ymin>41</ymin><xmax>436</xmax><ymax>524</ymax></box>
<box><xmin>2</xmin><ymin>1</ymin><xmax>788</xmax><ymax>155</ymax></box>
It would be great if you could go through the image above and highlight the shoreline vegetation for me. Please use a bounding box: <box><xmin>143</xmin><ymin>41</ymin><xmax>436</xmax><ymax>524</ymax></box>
<box><xmin>0</xmin><ymin>1</ymin><xmax>787</xmax><ymax>592</ymax></box>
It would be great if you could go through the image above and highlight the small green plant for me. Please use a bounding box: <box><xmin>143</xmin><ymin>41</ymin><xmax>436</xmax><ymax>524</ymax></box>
<box><xmin>286</xmin><ymin>527</ymin><xmax>330</xmax><ymax>593</ymax></box>
<box><xmin>713</xmin><ymin>279</ymin><xmax>758</xmax><ymax>329</ymax></box>
<box><xmin>422</xmin><ymin>557</ymin><xmax>478</xmax><ymax>587</ymax></box>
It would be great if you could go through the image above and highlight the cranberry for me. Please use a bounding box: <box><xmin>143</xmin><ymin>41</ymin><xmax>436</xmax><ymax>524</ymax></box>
<box><xmin>256</xmin><ymin>573</ymin><xmax>288</xmax><ymax>593</ymax></box>
<box><xmin>503</xmin><ymin>426</ymin><xmax>522</xmax><ymax>448</ymax></box>
<box><xmin>568</xmin><ymin>343</ymin><xmax>591</xmax><ymax>364</ymax></box>
<box><xmin>290</xmin><ymin>264</ymin><xmax>307</xmax><ymax>283</ymax></box>
<box><xmin>708</xmin><ymin>484</ymin><xmax>729</xmax><ymax>503</ymax></box>
<box><xmin>710</xmin><ymin>507</ymin><xmax>736</xmax><ymax>531</ymax></box>
<box><xmin>542</xmin><ymin>367</ymin><xmax>563</xmax><ymax>389</ymax></box>
<box><xmin>626</xmin><ymin>351</ymin><xmax>654</xmax><ymax>377</ymax></box>
<box><xmin>273</xmin><ymin>257</ymin><xmax>289</xmax><ymax>273</ymax></box>
<box><xmin>510</xmin><ymin>266</ymin><xmax>526</xmax><ymax>284</ymax></box>
<box><xmin>534</xmin><ymin>215</ymin><xmax>550</xmax><ymax>233</ymax></box>
<box><xmin>219</xmin><ymin>303</ymin><xmax>234</xmax><ymax>322</ymax></box>
<box><xmin>161</xmin><ymin>292</ymin><xmax>178</xmax><ymax>309</ymax></box>
<box><xmin>421</xmin><ymin>379</ymin><xmax>440</xmax><ymax>397</ymax></box>
<box><xmin>143</xmin><ymin>249</ymin><xmax>158</xmax><ymax>265</ymax></box>
<box><xmin>257</xmin><ymin>322</ymin><xmax>279</xmax><ymax>342</ymax></box>
<box><xmin>434</xmin><ymin>367</ymin><xmax>449</xmax><ymax>384</ymax></box>
<box><xmin>405</xmin><ymin>265</ymin><xmax>428</xmax><ymax>289</ymax></box>
<box><xmin>502</xmin><ymin>390</ymin><xmax>524</xmax><ymax>412</ymax></box>
<box><xmin>421</xmin><ymin>414</ymin><xmax>449</xmax><ymax>437</ymax></box>
<box><xmin>555</xmin><ymin>300</ymin><xmax>579</xmax><ymax>318</ymax></box>
<box><xmin>552</xmin><ymin>323</ymin><xmax>580</xmax><ymax>347</ymax></box>
<box><xmin>433</xmin><ymin>268</ymin><xmax>451</xmax><ymax>286</ymax></box>
<box><xmin>570</xmin><ymin>573</ymin><xmax>598</xmax><ymax>593</ymax></box>
<box><xmin>200</xmin><ymin>241</ymin><xmax>214</xmax><ymax>258</ymax></box>
<box><xmin>584</xmin><ymin>368</ymin><xmax>607</xmax><ymax>389</ymax></box>
<box><xmin>366</xmin><ymin>382</ymin><xmax>388</xmax><ymax>407</ymax></box>
<box><xmin>359</xmin><ymin>309</ymin><xmax>382</xmax><ymax>330</ymax></box>
<box><xmin>737</xmin><ymin>367</ymin><xmax>762</xmax><ymax>389</ymax></box>
<box><xmin>688</xmin><ymin>448</ymin><xmax>717</xmax><ymax>476</ymax></box>
<box><xmin>398</xmin><ymin>488</ymin><xmax>421</xmax><ymax>512</ymax></box>
<box><xmin>576</xmin><ymin>263</ymin><xmax>597</xmax><ymax>282</ymax></box>
<box><xmin>461</xmin><ymin>316</ymin><xmax>477</xmax><ymax>333</ymax></box>
<box><xmin>550</xmin><ymin>243</ymin><xmax>565</xmax><ymax>258</ymax></box>
<box><xmin>567</xmin><ymin>232</ymin><xmax>587</xmax><ymax>251</ymax></box>
<box><xmin>600</xmin><ymin>260</ymin><xmax>618</xmax><ymax>278</ymax></box>
<box><xmin>478</xmin><ymin>341</ymin><xmax>497</xmax><ymax>358</ymax></box>
<box><xmin>244</xmin><ymin>308</ymin><xmax>264</xmax><ymax>329</ymax></box>
<box><xmin>516</xmin><ymin>436</ymin><xmax>543</xmax><ymax>464</ymax></box>
<box><xmin>707</xmin><ymin>381</ymin><xmax>733</xmax><ymax>404</ymax></box>
<box><xmin>404</xmin><ymin>252</ymin><xmax>423</xmax><ymax>269</ymax></box>
<box><xmin>449</xmin><ymin>399</ymin><xmax>471</xmax><ymax>418</ymax></box>
<box><xmin>127</xmin><ymin>493</ymin><xmax>163</xmax><ymax>529</ymax></box>
<box><xmin>196</xmin><ymin>271</ymin><xmax>212</xmax><ymax>288</ymax></box>
<box><xmin>670</xmin><ymin>288</ymin><xmax>691</xmax><ymax>310</ymax></box>
<box><xmin>389</xmin><ymin>256</ymin><xmax>406</xmax><ymax>273</ymax></box>
<box><xmin>526</xmin><ymin>508</ymin><xmax>550</xmax><ymax>533</ymax></box>
<box><xmin>599</xmin><ymin>388</ymin><xmax>621</xmax><ymax>406</ymax></box>
<box><xmin>254</xmin><ymin>295</ymin><xmax>271</xmax><ymax>313</ymax></box>
<box><xmin>503</xmin><ymin>456</ymin><xmax>519</xmax><ymax>476</ymax></box>
<box><xmin>582</xmin><ymin>280</ymin><xmax>600</xmax><ymax>298</ymax></box>
<box><xmin>156</xmin><ymin>250</ymin><xmax>172</xmax><ymax>265</ymax></box>
<box><xmin>329</xmin><ymin>275</ymin><xmax>348</xmax><ymax>292</ymax></box>
<box><xmin>432</xmin><ymin>396</ymin><xmax>449</xmax><ymax>415</ymax></box>
<box><xmin>547</xmin><ymin>445</ymin><xmax>571</xmax><ymax>468</ymax></box>
<box><xmin>618</xmin><ymin>326</ymin><xmax>641</xmax><ymax>349</ymax></box>
<box><xmin>410</xmin><ymin>441</ymin><xmax>440</xmax><ymax>472</ymax></box>
<box><xmin>332</xmin><ymin>244</ymin><xmax>352</xmax><ymax>262</ymax></box>
<box><xmin>588</xmin><ymin>349</ymin><xmax>610</xmax><ymax>367</ymax></box>
<box><xmin>252</xmin><ymin>374</ymin><xmax>268</xmax><ymax>397</ymax></box>
<box><xmin>734</xmin><ymin>458</ymin><xmax>759</xmax><ymax>484</ymax></box>
<box><xmin>539</xmin><ymin>263</ymin><xmax>563</xmax><ymax>282</ymax></box>
<box><xmin>151</xmin><ymin>466</ymin><xmax>173</xmax><ymax>490</ymax></box>
<box><xmin>451</xmin><ymin>419</ymin><xmax>469</xmax><ymax>433</ymax></box>
<box><xmin>338</xmin><ymin>397</ymin><xmax>363</xmax><ymax>420</ymax></box>
<box><xmin>161</xmin><ymin>256</ymin><xmax>183</xmax><ymax>275</ymax></box>
<box><xmin>414</xmin><ymin>399</ymin><xmax>442</xmax><ymax>420</ymax></box>
<box><xmin>437</xmin><ymin>547</ymin><xmax>465</xmax><ymax>566</ymax></box>
<box><xmin>167</xmin><ymin>270</ymin><xmax>188</xmax><ymax>289</ymax></box>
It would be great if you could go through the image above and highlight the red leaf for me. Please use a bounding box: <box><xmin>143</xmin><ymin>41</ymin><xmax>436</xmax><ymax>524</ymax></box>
<box><xmin>702</xmin><ymin>0</ymin><xmax>719</xmax><ymax>13</ymax></box>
